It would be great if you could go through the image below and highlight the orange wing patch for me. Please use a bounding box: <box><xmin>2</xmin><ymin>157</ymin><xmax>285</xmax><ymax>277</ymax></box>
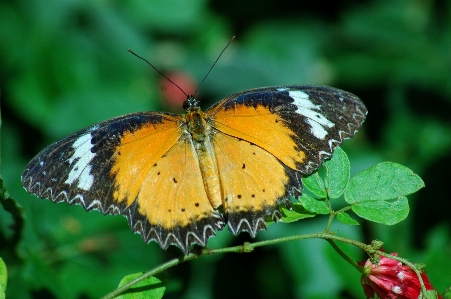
<box><xmin>111</xmin><ymin>121</ymin><xmax>224</xmax><ymax>251</ymax></box>
<box><xmin>212</xmin><ymin>131</ymin><xmax>292</xmax><ymax>236</ymax></box>
<box><xmin>209</xmin><ymin>103</ymin><xmax>306</xmax><ymax>170</ymax></box>
<box><xmin>112</xmin><ymin>116</ymin><xmax>183</xmax><ymax>206</ymax></box>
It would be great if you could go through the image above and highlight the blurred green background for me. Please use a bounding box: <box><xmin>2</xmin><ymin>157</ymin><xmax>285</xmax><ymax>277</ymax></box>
<box><xmin>1</xmin><ymin>0</ymin><xmax>451</xmax><ymax>298</ymax></box>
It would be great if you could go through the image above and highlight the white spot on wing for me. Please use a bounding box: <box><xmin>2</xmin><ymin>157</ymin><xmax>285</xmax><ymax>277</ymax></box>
<box><xmin>288</xmin><ymin>90</ymin><xmax>335</xmax><ymax>140</ymax></box>
<box><xmin>306</xmin><ymin>119</ymin><xmax>328</xmax><ymax>139</ymax></box>
<box><xmin>65</xmin><ymin>126</ymin><xmax>98</xmax><ymax>190</ymax></box>
<box><xmin>277</xmin><ymin>87</ymin><xmax>289</xmax><ymax>92</ymax></box>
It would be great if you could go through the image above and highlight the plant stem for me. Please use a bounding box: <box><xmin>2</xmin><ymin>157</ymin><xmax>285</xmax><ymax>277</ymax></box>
<box><xmin>327</xmin><ymin>240</ymin><xmax>362</xmax><ymax>272</ymax></box>
<box><xmin>102</xmin><ymin>231</ymin><xmax>371</xmax><ymax>298</ymax></box>
<box><xmin>100</xmin><ymin>254</ymin><xmax>199</xmax><ymax>299</ymax></box>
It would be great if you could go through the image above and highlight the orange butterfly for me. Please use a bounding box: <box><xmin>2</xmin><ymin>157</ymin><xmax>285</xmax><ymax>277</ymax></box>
<box><xmin>22</xmin><ymin>85</ymin><xmax>367</xmax><ymax>254</ymax></box>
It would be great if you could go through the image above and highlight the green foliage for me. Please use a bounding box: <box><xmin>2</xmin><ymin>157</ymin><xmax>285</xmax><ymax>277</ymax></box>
<box><xmin>443</xmin><ymin>287</ymin><xmax>451</xmax><ymax>299</ymax></box>
<box><xmin>302</xmin><ymin>173</ymin><xmax>327</xmax><ymax>198</ymax></box>
<box><xmin>1</xmin><ymin>0</ymin><xmax>450</xmax><ymax>297</ymax></box>
<box><xmin>279</xmin><ymin>202</ymin><xmax>316</xmax><ymax>223</ymax></box>
<box><xmin>0</xmin><ymin>258</ymin><xmax>6</xmax><ymax>299</ymax></box>
<box><xmin>345</xmin><ymin>162</ymin><xmax>425</xmax><ymax>204</ymax></box>
<box><xmin>346</xmin><ymin>162</ymin><xmax>423</xmax><ymax>225</ymax></box>
<box><xmin>336</xmin><ymin>212</ymin><xmax>359</xmax><ymax>226</ymax></box>
<box><xmin>298</xmin><ymin>194</ymin><xmax>329</xmax><ymax>215</ymax></box>
<box><xmin>0</xmin><ymin>178</ymin><xmax>24</xmax><ymax>253</ymax></box>
<box><xmin>116</xmin><ymin>273</ymin><xmax>167</xmax><ymax>299</ymax></box>
<box><xmin>425</xmin><ymin>290</ymin><xmax>441</xmax><ymax>299</ymax></box>
<box><xmin>294</xmin><ymin>148</ymin><xmax>424</xmax><ymax>227</ymax></box>
<box><xmin>351</xmin><ymin>195</ymin><xmax>410</xmax><ymax>225</ymax></box>
<box><xmin>324</xmin><ymin>147</ymin><xmax>350</xmax><ymax>198</ymax></box>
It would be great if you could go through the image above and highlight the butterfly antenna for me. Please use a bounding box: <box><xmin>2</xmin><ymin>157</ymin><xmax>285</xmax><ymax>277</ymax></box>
<box><xmin>127</xmin><ymin>49</ymin><xmax>188</xmax><ymax>97</ymax></box>
<box><xmin>194</xmin><ymin>36</ymin><xmax>235</xmax><ymax>97</ymax></box>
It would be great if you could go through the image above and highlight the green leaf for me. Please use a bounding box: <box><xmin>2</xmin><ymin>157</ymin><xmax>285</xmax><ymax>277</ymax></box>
<box><xmin>299</xmin><ymin>194</ymin><xmax>330</xmax><ymax>215</ymax></box>
<box><xmin>324</xmin><ymin>147</ymin><xmax>350</xmax><ymax>198</ymax></box>
<box><xmin>443</xmin><ymin>286</ymin><xmax>451</xmax><ymax>299</ymax></box>
<box><xmin>116</xmin><ymin>272</ymin><xmax>166</xmax><ymax>299</ymax></box>
<box><xmin>336</xmin><ymin>212</ymin><xmax>359</xmax><ymax>225</ymax></box>
<box><xmin>424</xmin><ymin>289</ymin><xmax>441</xmax><ymax>299</ymax></box>
<box><xmin>302</xmin><ymin>172</ymin><xmax>326</xmax><ymax>198</ymax></box>
<box><xmin>352</xmin><ymin>196</ymin><xmax>410</xmax><ymax>225</ymax></box>
<box><xmin>0</xmin><ymin>258</ymin><xmax>6</xmax><ymax>299</ymax></box>
<box><xmin>345</xmin><ymin>162</ymin><xmax>425</xmax><ymax>204</ymax></box>
<box><xmin>279</xmin><ymin>202</ymin><xmax>316</xmax><ymax>223</ymax></box>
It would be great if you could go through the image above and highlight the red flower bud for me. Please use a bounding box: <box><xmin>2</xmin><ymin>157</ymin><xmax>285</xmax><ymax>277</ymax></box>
<box><xmin>360</xmin><ymin>252</ymin><xmax>442</xmax><ymax>299</ymax></box>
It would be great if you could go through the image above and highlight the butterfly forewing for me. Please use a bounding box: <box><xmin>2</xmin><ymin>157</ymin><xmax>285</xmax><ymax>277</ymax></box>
<box><xmin>22</xmin><ymin>112</ymin><xmax>176</xmax><ymax>211</ymax></box>
<box><xmin>207</xmin><ymin>85</ymin><xmax>367</xmax><ymax>174</ymax></box>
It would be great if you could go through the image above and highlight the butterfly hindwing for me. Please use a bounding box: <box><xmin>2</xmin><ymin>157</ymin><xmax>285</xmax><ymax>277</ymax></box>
<box><xmin>113</xmin><ymin>132</ymin><xmax>225</xmax><ymax>253</ymax></box>
<box><xmin>207</xmin><ymin>85</ymin><xmax>367</xmax><ymax>174</ymax></box>
<box><xmin>211</xmin><ymin>132</ymin><xmax>301</xmax><ymax>236</ymax></box>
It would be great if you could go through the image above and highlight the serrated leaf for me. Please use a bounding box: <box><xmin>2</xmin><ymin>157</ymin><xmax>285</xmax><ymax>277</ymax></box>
<box><xmin>302</xmin><ymin>172</ymin><xmax>326</xmax><ymax>198</ymax></box>
<box><xmin>352</xmin><ymin>196</ymin><xmax>409</xmax><ymax>225</ymax></box>
<box><xmin>336</xmin><ymin>212</ymin><xmax>359</xmax><ymax>225</ymax></box>
<box><xmin>116</xmin><ymin>272</ymin><xmax>166</xmax><ymax>299</ymax></box>
<box><xmin>279</xmin><ymin>202</ymin><xmax>316</xmax><ymax>223</ymax></box>
<box><xmin>324</xmin><ymin>147</ymin><xmax>350</xmax><ymax>198</ymax></box>
<box><xmin>0</xmin><ymin>258</ymin><xmax>5</xmax><ymax>299</ymax></box>
<box><xmin>299</xmin><ymin>194</ymin><xmax>330</xmax><ymax>215</ymax></box>
<box><xmin>345</xmin><ymin>162</ymin><xmax>424</xmax><ymax>204</ymax></box>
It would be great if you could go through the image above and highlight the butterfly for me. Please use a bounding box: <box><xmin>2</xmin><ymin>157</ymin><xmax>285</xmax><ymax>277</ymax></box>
<box><xmin>22</xmin><ymin>85</ymin><xmax>367</xmax><ymax>254</ymax></box>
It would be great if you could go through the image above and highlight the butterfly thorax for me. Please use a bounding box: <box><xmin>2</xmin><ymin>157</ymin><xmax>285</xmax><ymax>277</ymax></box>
<box><xmin>185</xmin><ymin>108</ymin><xmax>208</xmax><ymax>142</ymax></box>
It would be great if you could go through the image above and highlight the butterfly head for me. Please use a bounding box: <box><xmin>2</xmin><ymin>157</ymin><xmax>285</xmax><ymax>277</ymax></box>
<box><xmin>183</xmin><ymin>95</ymin><xmax>201</xmax><ymax>111</ymax></box>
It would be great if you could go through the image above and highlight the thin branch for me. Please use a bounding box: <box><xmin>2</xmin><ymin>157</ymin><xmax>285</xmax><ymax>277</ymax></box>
<box><xmin>101</xmin><ymin>231</ymin><xmax>372</xmax><ymax>298</ymax></box>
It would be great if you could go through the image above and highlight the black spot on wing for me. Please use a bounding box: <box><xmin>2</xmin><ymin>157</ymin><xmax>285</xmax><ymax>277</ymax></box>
<box><xmin>226</xmin><ymin>164</ymin><xmax>302</xmax><ymax>237</ymax></box>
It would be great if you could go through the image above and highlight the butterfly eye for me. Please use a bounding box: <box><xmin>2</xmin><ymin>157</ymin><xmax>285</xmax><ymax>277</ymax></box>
<box><xmin>183</xmin><ymin>100</ymin><xmax>190</xmax><ymax>110</ymax></box>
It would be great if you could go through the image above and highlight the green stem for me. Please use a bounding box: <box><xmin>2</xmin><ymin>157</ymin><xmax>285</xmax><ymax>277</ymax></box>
<box><xmin>324</xmin><ymin>196</ymin><xmax>334</xmax><ymax>232</ymax></box>
<box><xmin>101</xmin><ymin>231</ymin><xmax>371</xmax><ymax>298</ymax></box>
<box><xmin>100</xmin><ymin>254</ymin><xmax>199</xmax><ymax>299</ymax></box>
<box><xmin>335</xmin><ymin>205</ymin><xmax>353</xmax><ymax>214</ymax></box>
<box><xmin>327</xmin><ymin>240</ymin><xmax>362</xmax><ymax>272</ymax></box>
